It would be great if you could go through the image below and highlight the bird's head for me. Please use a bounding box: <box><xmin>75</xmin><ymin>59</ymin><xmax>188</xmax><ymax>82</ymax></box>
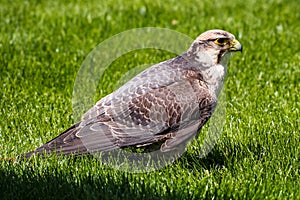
<box><xmin>187</xmin><ymin>29</ymin><xmax>242</xmax><ymax>67</ymax></box>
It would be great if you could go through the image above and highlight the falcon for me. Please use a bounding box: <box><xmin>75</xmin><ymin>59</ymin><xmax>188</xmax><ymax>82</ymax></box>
<box><xmin>24</xmin><ymin>30</ymin><xmax>242</xmax><ymax>158</ymax></box>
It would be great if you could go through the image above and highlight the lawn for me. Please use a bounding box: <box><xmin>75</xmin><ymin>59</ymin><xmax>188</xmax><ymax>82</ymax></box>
<box><xmin>0</xmin><ymin>0</ymin><xmax>299</xmax><ymax>199</ymax></box>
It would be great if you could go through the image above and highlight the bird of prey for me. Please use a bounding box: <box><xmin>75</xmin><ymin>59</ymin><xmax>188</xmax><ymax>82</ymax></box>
<box><xmin>24</xmin><ymin>29</ymin><xmax>242</xmax><ymax>159</ymax></box>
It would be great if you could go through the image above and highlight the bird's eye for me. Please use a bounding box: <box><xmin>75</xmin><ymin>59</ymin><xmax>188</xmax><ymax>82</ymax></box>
<box><xmin>214</xmin><ymin>38</ymin><xmax>229</xmax><ymax>46</ymax></box>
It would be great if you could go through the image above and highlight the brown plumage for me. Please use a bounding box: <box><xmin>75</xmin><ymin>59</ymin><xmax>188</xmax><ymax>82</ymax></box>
<box><xmin>24</xmin><ymin>30</ymin><xmax>242</xmax><ymax>158</ymax></box>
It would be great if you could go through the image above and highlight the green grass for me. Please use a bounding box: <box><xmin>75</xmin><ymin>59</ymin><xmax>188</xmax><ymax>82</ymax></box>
<box><xmin>0</xmin><ymin>0</ymin><xmax>299</xmax><ymax>199</ymax></box>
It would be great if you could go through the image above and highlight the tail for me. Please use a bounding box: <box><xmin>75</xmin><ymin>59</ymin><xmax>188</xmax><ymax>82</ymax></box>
<box><xmin>21</xmin><ymin>121</ymin><xmax>120</xmax><ymax>159</ymax></box>
<box><xmin>22</xmin><ymin>122</ymin><xmax>88</xmax><ymax>159</ymax></box>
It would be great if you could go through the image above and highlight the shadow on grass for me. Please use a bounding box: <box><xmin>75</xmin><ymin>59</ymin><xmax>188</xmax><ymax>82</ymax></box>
<box><xmin>0</xmin><ymin>153</ymin><xmax>222</xmax><ymax>200</ymax></box>
<box><xmin>176</xmin><ymin>148</ymin><xmax>226</xmax><ymax>172</ymax></box>
<box><xmin>178</xmin><ymin>140</ymin><xmax>266</xmax><ymax>171</ymax></box>
<box><xmin>0</xmin><ymin>163</ymin><xmax>139</xmax><ymax>200</ymax></box>
<box><xmin>0</xmin><ymin>157</ymin><xmax>189</xmax><ymax>200</ymax></box>
<box><xmin>0</xmin><ymin>141</ymin><xmax>265</xmax><ymax>200</ymax></box>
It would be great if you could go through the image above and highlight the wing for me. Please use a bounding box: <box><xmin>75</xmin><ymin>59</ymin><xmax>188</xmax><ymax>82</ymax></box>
<box><xmin>77</xmin><ymin>61</ymin><xmax>217</xmax><ymax>154</ymax></box>
<box><xmin>78</xmin><ymin>78</ymin><xmax>200</xmax><ymax>153</ymax></box>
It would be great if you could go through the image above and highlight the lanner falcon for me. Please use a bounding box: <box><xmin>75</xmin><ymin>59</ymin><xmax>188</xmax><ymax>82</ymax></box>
<box><xmin>24</xmin><ymin>30</ymin><xmax>242</xmax><ymax>158</ymax></box>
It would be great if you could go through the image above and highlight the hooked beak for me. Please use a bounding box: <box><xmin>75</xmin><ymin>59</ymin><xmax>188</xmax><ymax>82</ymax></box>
<box><xmin>230</xmin><ymin>39</ymin><xmax>242</xmax><ymax>52</ymax></box>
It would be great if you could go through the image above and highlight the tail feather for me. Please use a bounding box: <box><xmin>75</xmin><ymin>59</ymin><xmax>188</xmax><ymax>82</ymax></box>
<box><xmin>23</xmin><ymin>122</ymin><xmax>87</xmax><ymax>158</ymax></box>
<box><xmin>22</xmin><ymin>121</ymin><xmax>121</xmax><ymax>159</ymax></box>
